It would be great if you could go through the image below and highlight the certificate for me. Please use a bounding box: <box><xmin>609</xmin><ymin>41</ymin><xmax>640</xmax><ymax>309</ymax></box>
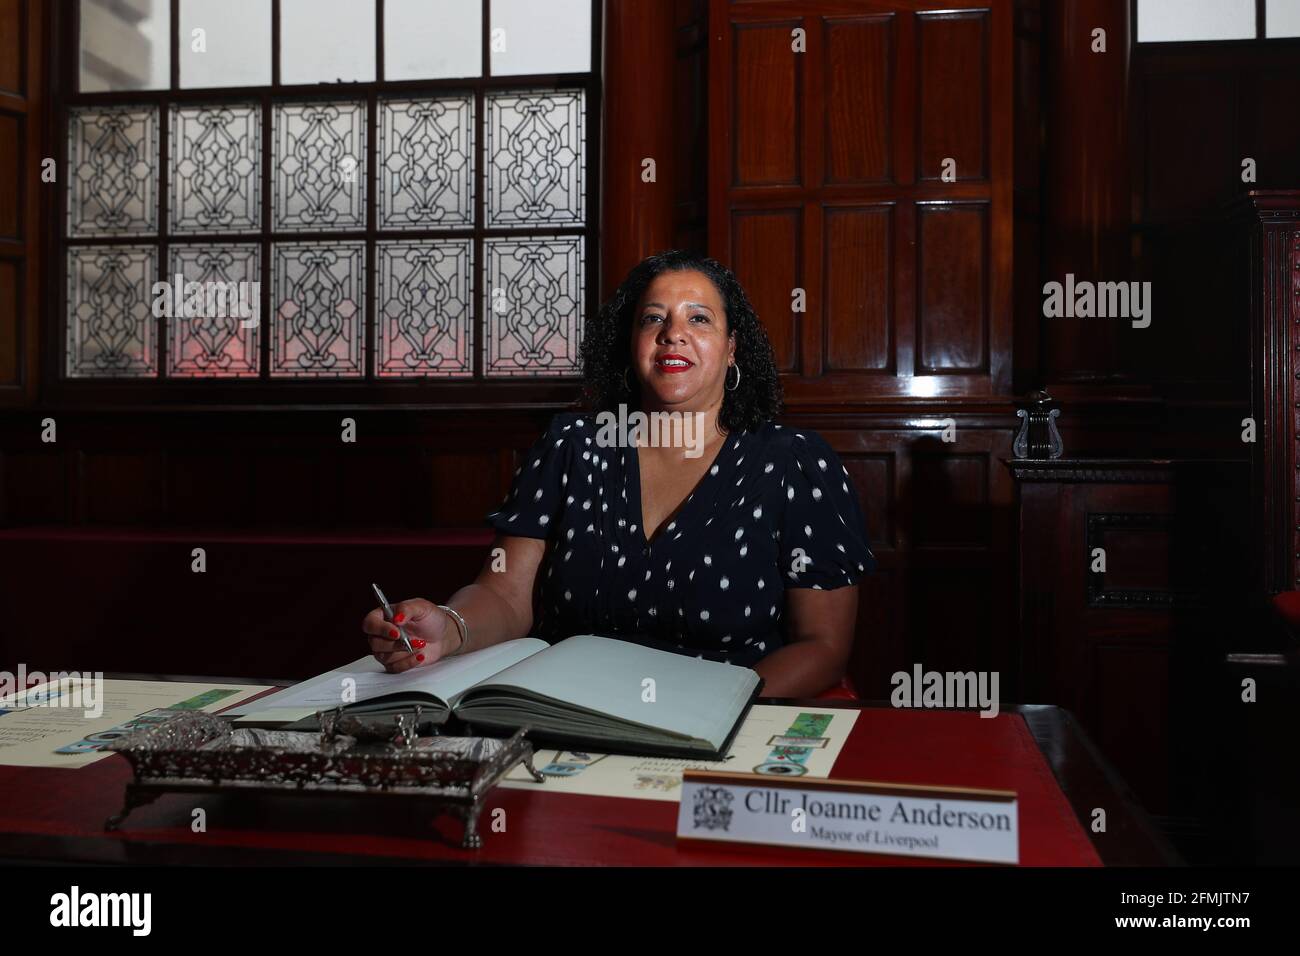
<box><xmin>500</xmin><ymin>704</ymin><xmax>858</xmax><ymax>801</ymax></box>
<box><xmin>0</xmin><ymin>677</ymin><xmax>269</xmax><ymax>768</ymax></box>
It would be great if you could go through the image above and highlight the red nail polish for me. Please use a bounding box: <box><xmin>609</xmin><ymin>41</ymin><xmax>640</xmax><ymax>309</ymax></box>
<box><xmin>393</xmin><ymin>612</ymin><xmax>405</xmax><ymax>623</ymax></box>
<box><xmin>416</xmin><ymin>654</ymin><xmax>425</xmax><ymax>663</ymax></box>
<box><xmin>389</xmin><ymin>628</ymin><xmax>399</xmax><ymax>638</ymax></box>
<box><xmin>411</xmin><ymin>638</ymin><xmax>427</xmax><ymax>649</ymax></box>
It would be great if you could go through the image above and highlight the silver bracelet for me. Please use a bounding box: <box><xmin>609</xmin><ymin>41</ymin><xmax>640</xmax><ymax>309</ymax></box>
<box><xmin>437</xmin><ymin>604</ymin><xmax>470</xmax><ymax>656</ymax></box>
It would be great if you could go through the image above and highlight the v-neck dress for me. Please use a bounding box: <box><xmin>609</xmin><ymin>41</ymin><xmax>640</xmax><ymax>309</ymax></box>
<box><xmin>484</xmin><ymin>411</ymin><xmax>877</xmax><ymax>667</ymax></box>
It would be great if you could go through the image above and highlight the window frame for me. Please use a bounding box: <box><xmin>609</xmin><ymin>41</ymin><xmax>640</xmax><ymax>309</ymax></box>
<box><xmin>1132</xmin><ymin>0</ymin><xmax>1300</xmax><ymax>46</ymax></box>
<box><xmin>46</xmin><ymin>0</ymin><xmax>602</xmax><ymax>406</ymax></box>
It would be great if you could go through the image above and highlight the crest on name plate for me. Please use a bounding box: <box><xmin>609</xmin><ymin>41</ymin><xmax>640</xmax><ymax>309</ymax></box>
<box><xmin>691</xmin><ymin>785</ymin><xmax>735</xmax><ymax>831</ymax></box>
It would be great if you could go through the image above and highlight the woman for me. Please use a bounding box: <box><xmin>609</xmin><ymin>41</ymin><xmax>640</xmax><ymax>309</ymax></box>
<box><xmin>362</xmin><ymin>251</ymin><xmax>876</xmax><ymax>697</ymax></box>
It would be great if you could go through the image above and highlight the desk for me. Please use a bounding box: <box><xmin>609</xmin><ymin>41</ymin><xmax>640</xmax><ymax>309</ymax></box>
<box><xmin>0</xmin><ymin>674</ymin><xmax>1178</xmax><ymax>866</ymax></box>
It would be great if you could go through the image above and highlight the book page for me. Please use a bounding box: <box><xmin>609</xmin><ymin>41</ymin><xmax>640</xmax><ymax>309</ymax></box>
<box><xmin>456</xmin><ymin>634</ymin><xmax>761</xmax><ymax>748</ymax></box>
<box><xmin>228</xmin><ymin>638</ymin><xmax>549</xmax><ymax>717</ymax></box>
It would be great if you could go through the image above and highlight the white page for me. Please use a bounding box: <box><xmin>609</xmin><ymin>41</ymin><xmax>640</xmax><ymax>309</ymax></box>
<box><xmin>228</xmin><ymin>638</ymin><xmax>549</xmax><ymax>715</ymax></box>
<box><xmin>457</xmin><ymin>635</ymin><xmax>760</xmax><ymax>747</ymax></box>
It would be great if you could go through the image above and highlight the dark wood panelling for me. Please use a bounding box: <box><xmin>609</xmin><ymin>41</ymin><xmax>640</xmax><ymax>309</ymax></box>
<box><xmin>1091</xmin><ymin>642</ymin><xmax>1171</xmax><ymax>813</ymax></box>
<box><xmin>0</xmin><ymin>0</ymin><xmax>20</xmax><ymax>95</ymax></box>
<box><xmin>334</xmin><ymin>450</ymin><xmax>424</xmax><ymax>528</ymax></box>
<box><xmin>0</xmin><ymin>258</ymin><xmax>15</xmax><ymax>384</ymax></box>
<box><xmin>1234</xmin><ymin>192</ymin><xmax>1300</xmax><ymax>596</ymax></box>
<box><xmin>0</xmin><ymin>0</ymin><xmax>40</xmax><ymax>406</ymax></box>
<box><xmin>1012</xmin><ymin>458</ymin><xmax>1251</xmax><ymax>816</ymax></box>
<box><xmin>916</xmin><ymin>202</ymin><xmax>988</xmax><ymax>373</ymax></box>
<box><xmin>1141</xmin><ymin>71</ymin><xmax>1235</xmax><ymax>220</ymax></box>
<box><xmin>1091</xmin><ymin>522</ymin><xmax>1172</xmax><ymax>596</ymax></box>
<box><xmin>0</xmin><ymin>113</ymin><xmax>18</xmax><ymax>238</ymax></box>
<box><xmin>1240</xmin><ymin>69</ymin><xmax>1300</xmax><ymax>191</ymax></box>
<box><xmin>82</xmin><ymin>451</ymin><xmax>166</xmax><ymax>524</ymax></box>
<box><xmin>732</xmin><ymin>20</ymin><xmax>802</xmax><ymax>187</ymax></box>
<box><xmin>1040</xmin><ymin>0</ymin><xmax>1129</xmax><ymax>386</ymax></box>
<box><xmin>709</xmin><ymin>0</ymin><xmax>1012</xmax><ymax>400</ymax></box>
<box><xmin>603</xmin><ymin>0</ymin><xmax>678</xmax><ymax>298</ymax></box>
<box><xmin>0</xmin><ymin>408</ymin><xmax>1026</xmax><ymax>712</ymax></box>
<box><xmin>166</xmin><ymin>451</ymin><xmax>252</xmax><ymax>526</ymax></box>
<box><xmin>428</xmin><ymin>451</ymin><xmax>503</xmax><ymax>527</ymax></box>
<box><xmin>823</xmin><ymin>204</ymin><xmax>892</xmax><ymax>371</ymax></box>
<box><xmin>1</xmin><ymin>450</ymin><xmax>66</xmax><ymax>523</ymax></box>
<box><xmin>1126</xmin><ymin>33</ymin><xmax>1300</xmax><ymax>397</ymax></box>
<box><xmin>250</xmin><ymin>452</ymin><xmax>326</xmax><ymax>527</ymax></box>
<box><xmin>823</xmin><ymin>15</ymin><xmax>892</xmax><ymax>185</ymax></box>
<box><xmin>841</xmin><ymin>452</ymin><xmax>894</xmax><ymax>550</ymax></box>
<box><xmin>1011</xmin><ymin>0</ymin><xmax>1041</xmax><ymax>394</ymax></box>
<box><xmin>730</xmin><ymin>207</ymin><xmax>802</xmax><ymax>371</ymax></box>
<box><xmin>916</xmin><ymin>9</ymin><xmax>988</xmax><ymax>182</ymax></box>
<box><xmin>912</xmin><ymin>567</ymin><xmax>993</xmax><ymax>671</ymax></box>
<box><xmin>672</xmin><ymin>0</ymin><xmax>710</xmax><ymax>254</ymax></box>
<box><xmin>911</xmin><ymin>450</ymin><xmax>990</xmax><ymax>548</ymax></box>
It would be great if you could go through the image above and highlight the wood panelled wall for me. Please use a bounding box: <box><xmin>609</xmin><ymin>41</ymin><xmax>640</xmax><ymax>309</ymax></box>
<box><xmin>0</xmin><ymin>1</ymin><xmax>1277</xmax><ymax>833</ymax></box>
<box><xmin>708</xmin><ymin>0</ymin><xmax>1013</xmax><ymax>400</ymax></box>
<box><xmin>1129</xmin><ymin>39</ymin><xmax>1300</xmax><ymax>398</ymax></box>
<box><xmin>0</xmin><ymin>0</ymin><xmax>41</xmax><ymax>406</ymax></box>
<box><xmin>700</xmin><ymin>0</ymin><xmax>1022</xmax><ymax>703</ymax></box>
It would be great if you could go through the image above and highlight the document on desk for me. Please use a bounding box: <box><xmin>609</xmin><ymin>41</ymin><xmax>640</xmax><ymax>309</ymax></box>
<box><xmin>499</xmin><ymin>704</ymin><xmax>858</xmax><ymax>802</ymax></box>
<box><xmin>0</xmin><ymin>677</ymin><xmax>268</xmax><ymax>768</ymax></box>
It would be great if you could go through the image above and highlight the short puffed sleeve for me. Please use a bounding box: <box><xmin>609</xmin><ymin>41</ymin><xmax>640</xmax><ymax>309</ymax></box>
<box><xmin>485</xmin><ymin>413</ymin><xmax>578</xmax><ymax>539</ymax></box>
<box><xmin>777</xmin><ymin>429</ymin><xmax>877</xmax><ymax>589</ymax></box>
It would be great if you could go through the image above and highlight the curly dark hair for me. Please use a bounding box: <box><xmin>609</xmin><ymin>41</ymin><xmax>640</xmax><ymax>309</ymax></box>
<box><xmin>579</xmin><ymin>251</ymin><xmax>783</xmax><ymax>433</ymax></box>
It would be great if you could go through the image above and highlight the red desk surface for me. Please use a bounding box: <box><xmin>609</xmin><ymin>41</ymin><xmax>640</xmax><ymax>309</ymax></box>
<box><xmin>0</xmin><ymin>698</ymin><xmax>1101</xmax><ymax>866</ymax></box>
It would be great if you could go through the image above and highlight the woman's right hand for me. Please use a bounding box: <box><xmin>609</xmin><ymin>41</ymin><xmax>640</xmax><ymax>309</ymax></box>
<box><xmin>361</xmin><ymin>598</ymin><xmax>458</xmax><ymax>673</ymax></box>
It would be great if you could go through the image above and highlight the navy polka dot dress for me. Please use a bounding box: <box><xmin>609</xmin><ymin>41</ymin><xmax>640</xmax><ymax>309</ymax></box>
<box><xmin>485</xmin><ymin>412</ymin><xmax>877</xmax><ymax>667</ymax></box>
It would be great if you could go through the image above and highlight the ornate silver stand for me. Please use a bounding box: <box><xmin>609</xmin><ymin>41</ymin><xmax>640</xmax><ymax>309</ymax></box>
<box><xmin>103</xmin><ymin>707</ymin><xmax>544</xmax><ymax>849</ymax></box>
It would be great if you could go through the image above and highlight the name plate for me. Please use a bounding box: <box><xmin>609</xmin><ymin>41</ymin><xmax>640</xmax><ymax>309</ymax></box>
<box><xmin>677</xmin><ymin>771</ymin><xmax>1019</xmax><ymax>864</ymax></box>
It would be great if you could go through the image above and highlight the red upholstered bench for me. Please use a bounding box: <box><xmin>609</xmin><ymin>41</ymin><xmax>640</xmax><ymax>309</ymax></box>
<box><xmin>1271</xmin><ymin>591</ymin><xmax>1300</xmax><ymax>636</ymax></box>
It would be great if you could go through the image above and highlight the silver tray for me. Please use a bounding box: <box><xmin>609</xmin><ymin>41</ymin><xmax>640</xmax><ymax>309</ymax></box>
<box><xmin>103</xmin><ymin>707</ymin><xmax>544</xmax><ymax>848</ymax></box>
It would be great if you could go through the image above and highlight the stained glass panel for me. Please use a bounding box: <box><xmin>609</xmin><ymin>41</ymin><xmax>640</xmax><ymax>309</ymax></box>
<box><xmin>167</xmin><ymin>244</ymin><xmax>261</xmax><ymax>377</ymax></box>
<box><xmin>377</xmin><ymin>240</ymin><xmax>472</xmax><ymax>378</ymax></box>
<box><xmin>483</xmin><ymin>236</ymin><xmax>583</xmax><ymax>377</ymax></box>
<box><xmin>170</xmin><ymin>104</ymin><xmax>261</xmax><ymax>233</ymax></box>
<box><xmin>486</xmin><ymin>89</ymin><xmax>585</xmax><ymax>229</ymax></box>
<box><xmin>68</xmin><ymin>107</ymin><xmax>159</xmax><ymax>236</ymax></box>
<box><xmin>379</xmin><ymin>97</ymin><xmax>474</xmax><ymax>230</ymax></box>
<box><xmin>66</xmin><ymin>245</ymin><xmax>157</xmax><ymax>377</ymax></box>
<box><xmin>273</xmin><ymin>102</ymin><xmax>366</xmax><ymax>231</ymax></box>
<box><xmin>271</xmin><ymin>242</ymin><xmax>365</xmax><ymax>377</ymax></box>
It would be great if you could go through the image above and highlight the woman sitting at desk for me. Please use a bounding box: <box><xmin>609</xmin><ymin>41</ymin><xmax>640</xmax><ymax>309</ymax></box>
<box><xmin>363</xmin><ymin>251</ymin><xmax>876</xmax><ymax>697</ymax></box>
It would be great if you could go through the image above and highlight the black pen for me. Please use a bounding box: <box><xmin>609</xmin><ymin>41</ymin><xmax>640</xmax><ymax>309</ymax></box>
<box><xmin>371</xmin><ymin>583</ymin><xmax>415</xmax><ymax>654</ymax></box>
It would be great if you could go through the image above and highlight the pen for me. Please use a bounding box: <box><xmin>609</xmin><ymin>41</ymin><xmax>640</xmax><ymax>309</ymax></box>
<box><xmin>371</xmin><ymin>582</ymin><xmax>415</xmax><ymax>654</ymax></box>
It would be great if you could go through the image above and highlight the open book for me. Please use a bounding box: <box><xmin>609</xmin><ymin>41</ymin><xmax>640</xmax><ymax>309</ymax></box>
<box><xmin>227</xmin><ymin>635</ymin><xmax>764</xmax><ymax>760</ymax></box>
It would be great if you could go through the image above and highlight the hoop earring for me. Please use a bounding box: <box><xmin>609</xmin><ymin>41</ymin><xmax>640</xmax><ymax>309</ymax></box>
<box><xmin>725</xmin><ymin>363</ymin><xmax>741</xmax><ymax>392</ymax></box>
<box><xmin>622</xmin><ymin>366</ymin><xmax>633</xmax><ymax>392</ymax></box>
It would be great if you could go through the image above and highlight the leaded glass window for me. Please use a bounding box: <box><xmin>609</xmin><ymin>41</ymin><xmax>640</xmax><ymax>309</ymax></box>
<box><xmin>62</xmin><ymin>0</ymin><xmax>598</xmax><ymax>385</ymax></box>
